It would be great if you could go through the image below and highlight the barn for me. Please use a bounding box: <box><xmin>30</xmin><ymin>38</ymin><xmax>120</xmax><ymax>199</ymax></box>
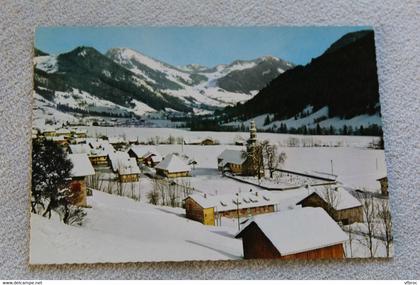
<box><xmin>128</xmin><ymin>145</ymin><xmax>162</xmax><ymax>167</ymax></box>
<box><xmin>68</xmin><ymin>153</ymin><xmax>95</xmax><ymax>207</ymax></box>
<box><xmin>296</xmin><ymin>186</ymin><xmax>363</xmax><ymax>225</ymax></box>
<box><xmin>155</xmin><ymin>154</ymin><xmax>191</xmax><ymax>178</ymax></box>
<box><xmin>108</xmin><ymin>151</ymin><xmax>131</xmax><ymax>172</ymax></box>
<box><xmin>235</xmin><ymin>207</ymin><xmax>348</xmax><ymax>260</ymax></box>
<box><xmin>184</xmin><ymin>190</ymin><xmax>277</xmax><ymax>225</ymax></box>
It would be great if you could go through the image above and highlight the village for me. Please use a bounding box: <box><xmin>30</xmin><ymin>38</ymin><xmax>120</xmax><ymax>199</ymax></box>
<box><xmin>30</xmin><ymin>120</ymin><xmax>392</xmax><ymax>263</ymax></box>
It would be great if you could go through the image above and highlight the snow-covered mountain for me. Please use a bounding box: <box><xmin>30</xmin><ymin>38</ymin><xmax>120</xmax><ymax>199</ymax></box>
<box><xmin>33</xmin><ymin>46</ymin><xmax>294</xmax><ymax>124</ymax></box>
<box><xmin>106</xmin><ymin>48</ymin><xmax>294</xmax><ymax>108</ymax></box>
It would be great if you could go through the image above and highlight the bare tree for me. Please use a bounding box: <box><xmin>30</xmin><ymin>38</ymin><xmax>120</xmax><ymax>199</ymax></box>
<box><xmin>377</xmin><ymin>198</ymin><xmax>393</xmax><ymax>257</ymax></box>
<box><xmin>322</xmin><ymin>186</ymin><xmax>341</xmax><ymax>220</ymax></box>
<box><xmin>343</xmin><ymin>224</ymin><xmax>355</xmax><ymax>258</ymax></box>
<box><xmin>357</xmin><ymin>192</ymin><xmax>378</xmax><ymax>258</ymax></box>
<box><xmin>242</xmin><ymin>143</ymin><xmax>264</xmax><ymax>179</ymax></box>
<box><xmin>147</xmin><ymin>180</ymin><xmax>161</xmax><ymax>205</ymax></box>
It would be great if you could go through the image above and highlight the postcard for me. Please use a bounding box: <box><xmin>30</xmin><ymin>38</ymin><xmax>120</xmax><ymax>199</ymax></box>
<box><xmin>30</xmin><ymin>27</ymin><xmax>392</xmax><ymax>264</ymax></box>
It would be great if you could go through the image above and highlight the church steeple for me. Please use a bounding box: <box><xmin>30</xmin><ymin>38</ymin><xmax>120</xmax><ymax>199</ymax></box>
<box><xmin>247</xmin><ymin>121</ymin><xmax>257</xmax><ymax>151</ymax></box>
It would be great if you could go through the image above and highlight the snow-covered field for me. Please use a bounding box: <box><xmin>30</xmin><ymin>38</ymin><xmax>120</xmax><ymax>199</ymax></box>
<box><xmin>86</xmin><ymin>126</ymin><xmax>381</xmax><ymax>148</ymax></box>
<box><xmin>30</xmin><ymin>190</ymin><xmax>242</xmax><ymax>264</ymax></box>
<box><xmin>30</xmin><ymin>126</ymin><xmax>389</xmax><ymax>263</ymax></box>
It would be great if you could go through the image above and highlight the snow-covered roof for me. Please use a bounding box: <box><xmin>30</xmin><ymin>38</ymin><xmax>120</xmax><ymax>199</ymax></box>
<box><xmin>108</xmin><ymin>151</ymin><xmax>131</xmax><ymax>172</ymax></box>
<box><xmin>74</xmin><ymin>128</ymin><xmax>87</xmax><ymax>134</ymax></box>
<box><xmin>155</xmin><ymin>154</ymin><xmax>191</xmax><ymax>173</ymax></box>
<box><xmin>68</xmin><ymin>143</ymin><xmax>92</xmax><ymax>154</ymax></box>
<box><xmin>217</xmin><ymin>149</ymin><xmax>246</xmax><ymax>166</ymax></box>
<box><xmin>55</xmin><ymin>128</ymin><xmax>71</xmax><ymax>135</ymax></box>
<box><xmin>41</xmin><ymin>126</ymin><xmax>56</xmax><ymax>133</ymax></box>
<box><xmin>187</xmin><ymin>190</ymin><xmax>276</xmax><ymax>212</ymax></box>
<box><xmin>299</xmin><ymin>186</ymin><xmax>362</xmax><ymax>210</ymax></box>
<box><xmin>108</xmin><ymin>136</ymin><xmax>125</xmax><ymax>144</ymax></box>
<box><xmin>129</xmin><ymin>145</ymin><xmax>161</xmax><ymax>159</ymax></box>
<box><xmin>236</xmin><ymin>207</ymin><xmax>348</xmax><ymax>256</ymax></box>
<box><xmin>87</xmin><ymin>139</ymin><xmax>115</xmax><ymax>155</ymax></box>
<box><xmin>117</xmin><ymin>158</ymin><xmax>141</xmax><ymax>175</ymax></box>
<box><xmin>68</xmin><ymin>153</ymin><xmax>95</xmax><ymax>177</ymax></box>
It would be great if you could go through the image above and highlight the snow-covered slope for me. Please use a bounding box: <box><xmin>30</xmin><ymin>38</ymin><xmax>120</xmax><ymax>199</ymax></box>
<box><xmin>224</xmin><ymin>106</ymin><xmax>382</xmax><ymax>133</ymax></box>
<box><xmin>30</xmin><ymin>190</ymin><xmax>242</xmax><ymax>264</ymax></box>
<box><xmin>106</xmin><ymin>48</ymin><xmax>293</xmax><ymax>108</ymax></box>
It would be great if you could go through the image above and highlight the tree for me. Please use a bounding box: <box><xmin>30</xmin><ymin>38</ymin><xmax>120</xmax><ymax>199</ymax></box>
<box><xmin>261</xmin><ymin>141</ymin><xmax>287</xmax><ymax>178</ymax></box>
<box><xmin>242</xmin><ymin>143</ymin><xmax>264</xmax><ymax>180</ymax></box>
<box><xmin>377</xmin><ymin>198</ymin><xmax>393</xmax><ymax>257</ymax></box>
<box><xmin>263</xmin><ymin>115</ymin><xmax>271</xmax><ymax>126</ymax></box>
<box><xmin>31</xmin><ymin>139</ymin><xmax>85</xmax><ymax>225</ymax></box>
<box><xmin>148</xmin><ymin>179</ymin><xmax>161</xmax><ymax>205</ymax></box>
<box><xmin>356</xmin><ymin>191</ymin><xmax>378</xmax><ymax>257</ymax></box>
<box><xmin>321</xmin><ymin>186</ymin><xmax>341</xmax><ymax>220</ymax></box>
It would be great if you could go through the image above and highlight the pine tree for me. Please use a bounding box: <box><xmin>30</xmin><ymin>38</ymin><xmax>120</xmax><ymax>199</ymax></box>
<box><xmin>32</xmin><ymin>139</ymin><xmax>86</xmax><ymax>225</ymax></box>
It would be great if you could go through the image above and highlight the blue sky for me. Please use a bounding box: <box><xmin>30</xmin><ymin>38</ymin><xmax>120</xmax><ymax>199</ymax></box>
<box><xmin>35</xmin><ymin>26</ymin><xmax>370</xmax><ymax>67</ymax></box>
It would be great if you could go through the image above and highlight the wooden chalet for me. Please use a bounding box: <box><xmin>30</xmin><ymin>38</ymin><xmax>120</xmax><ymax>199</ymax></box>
<box><xmin>68</xmin><ymin>153</ymin><xmax>95</xmax><ymax>207</ymax></box>
<box><xmin>184</xmin><ymin>190</ymin><xmax>276</xmax><ymax>226</ymax></box>
<box><xmin>87</xmin><ymin>139</ymin><xmax>115</xmax><ymax>166</ymax></box>
<box><xmin>41</xmin><ymin>126</ymin><xmax>56</xmax><ymax>137</ymax></box>
<box><xmin>235</xmin><ymin>207</ymin><xmax>348</xmax><ymax>260</ymax></box>
<box><xmin>377</xmin><ymin>176</ymin><xmax>388</xmax><ymax>196</ymax></box>
<box><xmin>117</xmin><ymin>158</ymin><xmax>141</xmax><ymax>183</ymax></box>
<box><xmin>55</xmin><ymin>128</ymin><xmax>71</xmax><ymax>138</ymax></box>
<box><xmin>155</xmin><ymin>154</ymin><xmax>191</xmax><ymax>178</ymax></box>
<box><xmin>296</xmin><ymin>186</ymin><xmax>363</xmax><ymax>225</ymax></box>
<box><xmin>217</xmin><ymin>149</ymin><xmax>247</xmax><ymax>174</ymax></box>
<box><xmin>71</xmin><ymin>128</ymin><xmax>87</xmax><ymax>138</ymax></box>
<box><xmin>128</xmin><ymin>145</ymin><xmax>162</xmax><ymax>167</ymax></box>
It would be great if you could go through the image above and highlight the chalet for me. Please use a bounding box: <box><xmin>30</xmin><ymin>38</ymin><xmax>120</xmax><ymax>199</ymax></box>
<box><xmin>108</xmin><ymin>136</ymin><xmax>126</xmax><ymax>149</ymax></box>
<box><xmin>87</xmin><ymin>139</ymin><xmax>115</xmax><ymax>166</ymax></box>
<box><xmin>68</xmin><ymin>143</ymin><xmax>92</xmax><ymax>154</ymax></box>
<box><xmin>296</xmin><ymin>186</ymin><xmax>363</xmax><ymax>225</ymax></box>
<box><xmin>88</xmin><ymin>148</ymin><xmax>110</xmax><ymax>166</ymax></box>
<box><xmin>49</xmin><ymin>135</ymin><xmax>69</xmax><ymax>148</ymax></box>
<box><xmin>108</xmin><ymin>151</ymin><xmax>131</xmax><ymax>172</ymax></box>
<box><xmin>41</xmin><ymin>126</ymin><xmax>56</xmax><ymax>137</ymax></box>
<box><xmin>155</xmin><ymin>154</ymin><xmax>191</xmax><ymax>178</ymax></box>
<box><xmin>184</xmin><ymin>190</ymin><xmax>277</xmax><ymax>225</ymax></box>
<box><xmin>55</xmin><ymin>128</ymin><xmax>71</xmax><ymax>138</ymax></box>
<box><xmin>68</xmin><ymin>153</ymin><xmax>95</xmax><ymax>207</ymax></box>
<box><xmin>377</xmin><ymin>176</ymin><xmax>388</xmax><ymax>196</ymax></box>
<box><xmin>217</xmin><ymin>149</ymin><xmax>246</xmax><ymax>174</ymax></box>
<box><xmin>117</xmin><ymin>158</ymin><xmax>141</xmax><ymax>183</ymax></box>
<box><xmin>128</xmin><ymin>145</ymin><xmax>162</xmax><ymax>166</ymax></box>
<box><xmin>71</xmin><ymin>128</ymin><xmax>87</xmax><ymax>138</ymax></box>
<box><xmin>200</xmin><ymin>138</ymin><xmax>217</xmax><ymax>145</ymax></box>
<box><xmin>235</xmin><ymin>207</ymin><xmax>348</xmax><ymax>260</ymax></box>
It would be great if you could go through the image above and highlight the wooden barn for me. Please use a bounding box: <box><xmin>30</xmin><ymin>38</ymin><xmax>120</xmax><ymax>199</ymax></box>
<box><xmin>377</xmin><ymin>176</ymin><xmax>388</xmax><ymax>196</ymax></box>
<box><xmin>155</xmin><ymin>154</ymin><xmax>191</xmax><ymax>178</ymax></box>
<box><xmin>296</xmin><ymin>186</ymin><xmax>363</xmax><ymax>225</ymax></box>
<box><xmin>128</xmin><ymin>145</ymin><xmax>162</xmax><ymax>167</ymax></box>
<box><xmin>68</xmin><ymin>153</ymin><xmax>95</xmax><ymax>207</ymax></box>
<box><xmin>235</xmin><ymin>207</ymin><xmax>348</xmax><ymax>260</ymax></box>
<box><xmin>184</xmin><ymin>190</ymin><xmax>276</xmax><ymax>225</ymax></box>
<box><xmin>117</xmin><ymin>158</ymin><xmax>141</xmax><ymax>183</ymax></box>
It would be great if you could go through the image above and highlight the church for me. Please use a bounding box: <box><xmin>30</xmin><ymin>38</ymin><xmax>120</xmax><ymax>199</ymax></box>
<box><xmin>217</xmin><ymin>121</ymin><xmax>264</xmax><ymax>177</ymax></box>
